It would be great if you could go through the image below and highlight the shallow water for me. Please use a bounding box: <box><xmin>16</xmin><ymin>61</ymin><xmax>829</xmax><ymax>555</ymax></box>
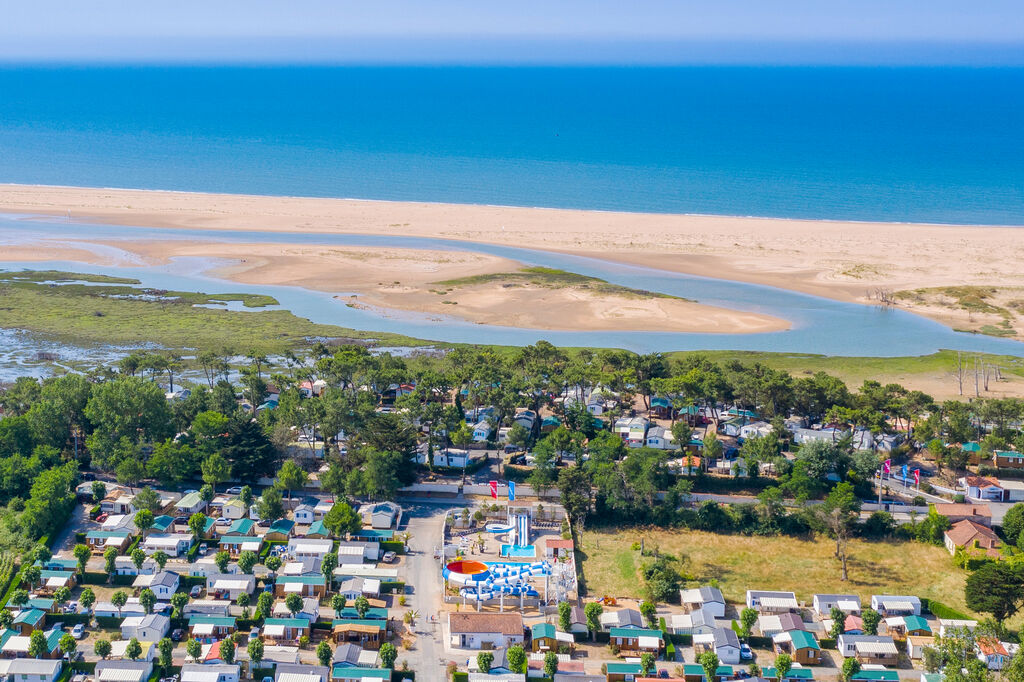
<box><xmin>0</xmin><ymin>214</ymin><xmax>1022</xmax><ymax>358</ymax></box>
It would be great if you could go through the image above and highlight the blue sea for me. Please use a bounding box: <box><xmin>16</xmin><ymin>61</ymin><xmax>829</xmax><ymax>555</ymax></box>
<box><xmin>1</xmin><ymin>65</ymin><xmax>1023</xmax><ymax>224</ymax></box>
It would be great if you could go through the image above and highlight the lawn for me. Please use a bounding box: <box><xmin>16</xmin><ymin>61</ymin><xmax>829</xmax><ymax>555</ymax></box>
<box><xmin>579</xmin><ymin>528</ymin><xmax>975</xmax><ymax>617</ymax></box>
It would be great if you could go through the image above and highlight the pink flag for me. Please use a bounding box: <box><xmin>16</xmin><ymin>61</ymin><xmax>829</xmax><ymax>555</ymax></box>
<box><xmin>883</xmin><ymin>459</ymin><xmax>891</xmax><ymax>474</ymax></box>
<box><xmin>489</xmin><ymin>480</ymin><xmax>498</xmax><ymax>499</ymax></box>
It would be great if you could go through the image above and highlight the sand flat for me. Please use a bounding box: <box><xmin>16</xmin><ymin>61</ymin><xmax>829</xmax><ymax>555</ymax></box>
<box><xmin>0</xmin><ymin>237</ymin><xmax>788</xmax><ymax>334</ymax></box>
<box><xmin>2</xmin><ymin>183</ymin><xmax>1023</xmax><ymax>335</ymax></box>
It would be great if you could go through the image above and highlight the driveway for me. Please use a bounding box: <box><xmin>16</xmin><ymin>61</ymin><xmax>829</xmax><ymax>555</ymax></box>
<box><xmin>398</xmin><ymin>502</ymin><xmax>457</xmax><ymax>672</ymax></box>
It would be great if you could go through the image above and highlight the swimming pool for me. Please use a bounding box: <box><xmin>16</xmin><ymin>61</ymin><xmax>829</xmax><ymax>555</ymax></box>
<box><xmin>500</xmin><ymin>544</ymin><xmax>537</xmax><ymax>558</ymax></box>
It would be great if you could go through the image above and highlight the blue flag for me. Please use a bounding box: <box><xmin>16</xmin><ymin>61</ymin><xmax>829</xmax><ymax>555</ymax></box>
<box><xmin>508</xmin><ymin>481</ymin><xmax>516</xmax><ymax>501</ymax></box>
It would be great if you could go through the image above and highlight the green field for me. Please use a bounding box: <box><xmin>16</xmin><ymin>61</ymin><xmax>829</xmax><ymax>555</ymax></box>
<box><xmin>0</xmin><ymin>270</ymin><xmax>430</xmax><ymax>354</ymax></box>
<box><xmin>580</xmin><ymin>527</ymin><xmax>976</xmax><ymax>617</ymax></box>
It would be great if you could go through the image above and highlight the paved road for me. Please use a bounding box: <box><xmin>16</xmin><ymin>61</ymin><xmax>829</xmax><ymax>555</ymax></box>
<box><xmin>399</xmin><ymin>502</ymin><xmax>456</xmax><ymax>673</ymax></box>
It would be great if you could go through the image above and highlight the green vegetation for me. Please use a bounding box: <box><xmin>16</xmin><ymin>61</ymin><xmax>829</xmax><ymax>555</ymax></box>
<box><xmin>896</xmin><ymin>285</ymin><xmax>1021</xmax><ymax>338</ymax></box>
<box><xmin>676</xmin><ymin>349</ymin><xmax>1024</xmax><ymax>387</ymax></box>
<box><xmin>0</xmin><ymin>269</ymin><xmax>430</xmax><ymax>353</ymax></box>
<box><xmin>580</xmin><ymin>527</ymin><xmax>977</xmax><ymax>616</ymax></box>
<box><xmin>434</xmin><ymin>266</ymin><xmax>692</xmax><ymax>301</ymax></box>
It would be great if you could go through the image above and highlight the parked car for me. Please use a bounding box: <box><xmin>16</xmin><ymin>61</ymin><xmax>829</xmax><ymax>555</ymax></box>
<box><xmin>198</xmin><ymin>545</ymin><xmax>209</xmax><ymax>556</ymax></box>
<box><xmin>248</xmin><ymin>628</ymin><xmax>260</xmax><ymax>640</ymax></box>
<box><xmin>174</xmin><ymin>516</ymin><xmax>189</xmax><ymax>526</ymax></box>
<box><xmin>71</xmin><ymin>624</ymin><xmax>85</xmax><ymax>639</ymax></box>
<box><xmin>95</xmin><ymin>513</ymin><xmax>109</xmax><ymax>523</ymax></box>
<box><xmin>256</xmin><ymin>519</ymin><xmax>272</xmax><ymax>528</ymax></box>
<box><xmin>216</xmin><ymin>517</ymin><xmax>231</xmax><ymax>526</ymax></box>
<box><xmin>226</xmin><ymin>486</ymin><xmax>243</xmax><ymax>495</ymax></box>
<box><xmin>49</xmin><ymin>622</ymin><xmax>63</xmax><ymax>633</ymax></box>
<box><xmin>171</xmin><ymin>628</ymin><xmax>184</xmax><ymax>642</ymax></box>
<box><xmin>183</xmin><ymin>489</ymin><xmax>198</xmax><ymax>495</ymax></box>
<box><xmin>190</xmin><ymin>585</ymin><xmax>202</xmax><ymax>598</ymax></box>
<box><xmin>382</xmin><ymin>551</ymin><xmax>396</xmax><ymax>564</ymax></box>
<box><xmin>740</xmin><ymin>643</ymin><xmax>753</xmax><ymax>660</ymax></box>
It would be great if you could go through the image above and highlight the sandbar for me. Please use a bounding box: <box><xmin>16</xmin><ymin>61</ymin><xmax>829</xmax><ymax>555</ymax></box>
<box><xmin>1</xmin><ymin>183</ymin><xmax>1023</xmax><ymax>336</ymax></box>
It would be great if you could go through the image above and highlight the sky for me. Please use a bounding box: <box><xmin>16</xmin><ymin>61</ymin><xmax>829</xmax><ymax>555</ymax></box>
<box><xmin>2</xmin><ymin>0</ymin><xmax>1023</xmax><ymax>64</ymax></box>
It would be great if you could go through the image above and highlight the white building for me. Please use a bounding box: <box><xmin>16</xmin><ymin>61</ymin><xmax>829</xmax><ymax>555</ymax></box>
<box><xmin>812</xmin><ymin>594</ymin><xmax>861</xmax><ymax>617</ymax></box>
<box><xmin>95</xmin><ymin>661</ymin><xmax>153</xmax><ymax>682</ymax></box>
<box><xmin>132</xmin><ymin>571</ymin><xmax>180</xmax><ymax>600</ymax></box>
<box><xmin>207</xmin><ymin>574</ymin><xmax>256</xmax><ymax>600</ymax></box>
<box><xmin>287</xmin><ymin>538</ymin><xmax>333</xmax><ymax>560</ymax></box>
<box><xmin>141</xmin><ymin>534</ymin><xmax>193</xmax><ymax>557</ymax></box>
<box><xmin>870</xmin><ymin>595</ymin><xmax>922</xmax><ymax>616</ymax></box>
<box><xmin>448</xmin><ymin>612</ymin><xmax>525</xmax><ymax>649</ymax></box>
<box><xmin>120</xmin><ymin>614</ymin><xmax>170</xmax><ymax>642</ymax></box>
<box><xmin>181</xmin><ymin>664</ymin><xmax>240</xmax><ymax>682</ymax></box>
<box><xmin>0</xmin><ymin>659</ymin><xmax>62</xmax><ymax>682</ymax></box>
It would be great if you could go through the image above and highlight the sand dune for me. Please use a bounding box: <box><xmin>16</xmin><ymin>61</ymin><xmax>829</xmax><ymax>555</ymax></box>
<box><xmin>1</xmin><ymin>183</ymin><xmax>1023</xmax><ymax>336</ymax></box>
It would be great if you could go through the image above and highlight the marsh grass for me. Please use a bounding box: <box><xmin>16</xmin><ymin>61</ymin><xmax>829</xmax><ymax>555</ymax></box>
<box><xmin>435</xmin><ymin>266</ymin><xmax>692</xmax><ymax>301</ymax></box>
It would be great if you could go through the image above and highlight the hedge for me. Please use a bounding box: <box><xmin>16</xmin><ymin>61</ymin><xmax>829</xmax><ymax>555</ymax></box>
<box><xmin>379</xmin><ymin>541</ymin><xmax>406</xmax><ymax>555</ymax></box>
<box><xmin>252</xmin><ymin>668</ymin><xmax>276</xmax><ymax>680</ymax></box>
<box><xmin>126</xmin><ymin>536</ymin><xmax>141</xmax><ymax>554</ymax></box>
<box><xmin>925</xmin><ymin>599</ymin><xmax>971</xmax><ymax>620</ymax></box>
<box><xmin>747</xmin><ymin>636</ymin><xmax>772</xmax><ymax>649</ymax></box>
<box><xmin>74</xmin><ymin>532</ymin><xmax>87</xmax><ymax>544</ymax></box>
<box><xmin>260</xmin><ymin>541</ymin><xmax>287</xmax><ymax>563</ymax></box>
<box><xmin>452</xmin><ymin>674</ymin><xmax>468</xmax><ymax>682</ymax></box>
<box><xmin>110</xmin><ymin>574</ymin><xmax>136</xmax><ymax>586</ymax></box>
<box><xmin>180</xmin><ymin>576</ymin><xmax>206</xmax><ymax>588</ymax></box>
<box><xmin>0</xmin><ymin>564</ymin><xmax>25</xmax><ymax>608</ymax></box>
<box><xmin>379</xmin><ymin>581</ymin><xmax>405</xmax><ymax>595</ymax></box>
<box><xmin>392</xmin><ymin>672</ymin><xmax>415</xmax><ymax>681</ymax></box>
<box><xmin>667</xmin><ymin>633</ymin><xmax>692</xmax><ymax>645</ymax></box>
<box><xmin>96</xmin><ymin>616</ymin><xmax>125</xmax><ymax>628</ymax></box>
<box><xmin>70</xmin><ymin>663</ymin><xmax>98</xmax><ymax>673</ymax></box>
<box><xmin>665</xmin><ymin>641</ymin><xmax>676</xmax><ymax>659</ymax></box>
<box><xmin>819</xmin><ymin>638</ymin><xmax>837</xmax><ymax>649</ymax></box>
<box><xmin>81</xmin><ymin>572</ymin><xmax>110</xmax><ymax>585</ymax></box>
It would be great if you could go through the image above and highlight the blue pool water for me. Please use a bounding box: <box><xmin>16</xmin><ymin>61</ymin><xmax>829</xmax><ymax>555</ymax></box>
<box><xmin>500</xmin><ymin>544</ymin><xmax>537</xmax><ymax>558</ymax></box>
<box><xmin>0</xmin><ymin>65</ymin><xmax>1022</xmax><ymax>224</ymax></box>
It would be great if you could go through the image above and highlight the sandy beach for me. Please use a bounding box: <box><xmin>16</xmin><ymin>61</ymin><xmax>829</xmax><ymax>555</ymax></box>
<box><xmin>0</xmin><ymin>237</ymin><xmax>787</xmax><ymax>334</ymax></box>
<box><xmin>2</xmin><ymin>183</ymin><xmax>1023</xmax><ymax>336</ymax></box>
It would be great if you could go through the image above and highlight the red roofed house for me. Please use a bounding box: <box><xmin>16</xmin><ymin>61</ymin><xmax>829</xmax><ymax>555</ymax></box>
<box><xmin>933</xmin><ymin>503</ymin><xmax>992</xmax><ymax>528</ymax></box>
<box><xmin>944</xmin><ymin>520</ymin><xmax>1002</xmax><ymax>559</ymax></box>
<box><xmin>961</xmin><ymin>476</ymin><xmax>1006</xmax><ymax>502</ymax></box>
<box><xmin>978</xmin><ymin>638</ymin><xmax>1011</xmax><ymax>670</ymax></box>
<box><xmin>545</xmin><ymin>538</ymin><xmax>574</xmax><ymax>559</ymax></box>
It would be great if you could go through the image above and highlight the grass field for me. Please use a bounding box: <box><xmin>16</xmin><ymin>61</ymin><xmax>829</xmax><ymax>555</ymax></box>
<box><xmin>580</xmin><ymin>528</ymin><xmax>976</xmax><ymax>617</ymax></box>
<box><xmin>677</xmin><ymin>349</ymin><xmax>1024</xmax><ymax>398</ymax></box>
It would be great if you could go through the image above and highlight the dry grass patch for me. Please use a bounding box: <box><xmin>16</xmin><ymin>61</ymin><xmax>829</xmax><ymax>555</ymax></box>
<box><xmin>580</xmin><ymin>528</ymin><xmax>973</xmax><ymax>616</ymax></box>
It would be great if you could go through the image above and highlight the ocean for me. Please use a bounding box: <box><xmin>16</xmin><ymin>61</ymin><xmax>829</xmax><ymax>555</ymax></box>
<box><xmin>0</xmin><ymin>65</ymin><xmax>1022</xmax><ymax>224</ymax></box>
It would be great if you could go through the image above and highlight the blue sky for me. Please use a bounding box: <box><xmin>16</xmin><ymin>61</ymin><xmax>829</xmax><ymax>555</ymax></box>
<box><xmin>3</xmin><ymin>0</ymin><xmax>1023</xmax><ymax>64</ymax></box>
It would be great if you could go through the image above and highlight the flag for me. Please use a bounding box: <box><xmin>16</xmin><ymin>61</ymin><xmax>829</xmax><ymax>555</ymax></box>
<box><xmin>883</xmin><ymin>459</ymin><xmax>891</xmax><ymax>474</ymax></box>
<box><xmin>901</xmin><ymin>464</ymin><xmax>908</xmax><ymax>479</ymax></box>
<box><xmin>489</xmin><ymin>480</ymin><xmax>498</xmax><ymax>499</ymax></box>
<box><xmin>508</xmin><ymin>481</ymin><xmax>516</xmax><ymax>501</ymax></box>
<box><xmin>914</xmin><ymin>469</ymin><xmax>920</xmax><ymax>484</ymax></box>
